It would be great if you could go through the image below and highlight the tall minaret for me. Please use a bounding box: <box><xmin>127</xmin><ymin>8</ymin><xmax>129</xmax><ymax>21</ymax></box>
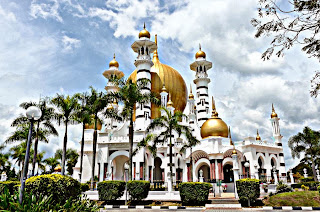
<box><xmin>190</xmin><ymin>44</ymin><xmax>212</xmax><ymax>127</ymax></box>
<box><xmin>188</xmin><ymin>84</ymin><xmax>196</xmax><ymax>124</ymax></box>
<box><xmin>160</xmin><ymin>83</ymin><xmax>168</xmax><ymax>116</ymax></box>
<box><xmin>131</xmin><ymin>23</ymin><xmax>157</xmax><ymax>130</ymax></box>
<box><xmin>270</xmin><ymin>104</ymin><xmax>286</xmax><ymax>180</ymax></box>
<box><xmin>103</xmin><ymin>54</ymin><xmax>124</xmax><ymax>130</ymax></box>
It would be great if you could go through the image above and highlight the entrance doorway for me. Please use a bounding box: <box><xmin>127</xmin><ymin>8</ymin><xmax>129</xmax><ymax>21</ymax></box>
<box><xmin>223</xmin><ymin>164</ymin><xmax>234</xmax><ymax>183</ymax></box>
<box><xmin>197</xmin><ymin>164</ymin><xmax>210</xmax><ymax>182</ymax></box>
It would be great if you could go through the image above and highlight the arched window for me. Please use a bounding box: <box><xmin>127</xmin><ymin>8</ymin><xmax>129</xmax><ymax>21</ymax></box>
<box><xmin>200</xmin><ymin>66</ymin><xmax>202</xmax><ymax>72</ymax></box>
<box><xmin>141</xmin><ymin>47</ymin><xmax>144</xmax><ymax>55</ymax></box>
<box><xmin>146</xmin><ymin>47</ymin><xmax>148</xmax><ymax>55</ymax></box>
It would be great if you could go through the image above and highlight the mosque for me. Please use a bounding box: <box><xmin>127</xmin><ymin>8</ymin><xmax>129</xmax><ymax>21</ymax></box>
<box><xmin>73</xmin><ymin>25</ymin><xmax>286</xmax><ymax>191</ymax></box>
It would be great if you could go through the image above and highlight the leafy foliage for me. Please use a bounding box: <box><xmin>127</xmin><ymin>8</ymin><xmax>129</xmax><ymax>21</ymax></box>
<box><xmin>252</xmin><ymin>0</ymin><xmax>320</xmax><ymax>97</ymax></box>
<box><xmin>97</xmin><ymin>180</ymin><xmax>126</xmax><ymax>202</ymax></box>
<box><xmin>264</xmin><ymin>191</ymin><xmax>320</xmax><ymax>207</ymax></box>
<box><xmin>236</xmin><ymin>178</ymin><xmax>260</xmax><ymax>207</ymax></box>
<box><xmin>25</xmin><ymin>174</ymin><xmax>81</xmax><ymax>204</ymax></box>
<box><xmin>127</xmin><ymin>180</ymin><xmax>150</xmax><ymax>201</ymax></box>
<box><xmin>179</xmin><ymin>182</ymin><xmax>211</xmax><ymax>205</ymax></box>
<box><xmin>55</xmin><ymin>148</ymin><xmax>79</xmax><ymax>175</ymax></box>
<box><xmin>0</xmin><ymin>181</ymin><xmax>20</xmax><ymax>195</ymax></box>
<box><xmin>276</xmin><ymin>181</ymin><xmax>293</xmax><ymax>194</ymax></box>
<box><xmin>288</xmin><ymin>126</ymin><xmax>320</xmax><ymax>181</ymax></box>
<box><xmin>81</xmin><ymin>183</ymin><xmax>90</xmax><ymax>192</ymax></box>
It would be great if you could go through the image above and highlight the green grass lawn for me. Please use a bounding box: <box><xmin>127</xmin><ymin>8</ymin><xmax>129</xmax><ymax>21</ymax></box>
<box><xmin>264</xmin><ymin>191</ymin><xmax>320</xmax><ymax>207</ymax></box>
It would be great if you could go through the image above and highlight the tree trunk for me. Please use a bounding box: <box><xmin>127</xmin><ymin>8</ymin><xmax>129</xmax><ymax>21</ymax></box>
<box><xmin>91</xmin><ymin>116</ymin><xmax>98</xmax><ymax>190</ymax></box>
<box><xmin>61</xmin><ymin>122</ymin><xmax>68</xmax><ymax>175</ymax></box>
<box><xmin>129</xmin><ymin>115</ymin><xmax>134</xmax><ymax>181</ymax></box>
<box><xmin>79</xmin><ymin>122</ymin><xmax>85</xmax><ymax>183</ymax></box>
<box><xmin>190</xmin><ymin>147</ymin><xmax>193</xmax><ymax>182</ymax></box>
<box><xmin>311</xmin><ymin>158</ymin><xmax>318</xmax><ymax>181</ymax></box>
<box><xmin>31</xmin><ymin>121</ymin><xmax>40</xmax><ymax>176</ymax></box>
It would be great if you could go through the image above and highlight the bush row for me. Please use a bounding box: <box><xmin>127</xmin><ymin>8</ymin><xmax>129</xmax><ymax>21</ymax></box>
<box><xmin>291</xmin><ymin>181</ymin><xmax>319</xmax><ymax>190</ymax></box>
<box><xmin>0</xmin><ymin>181</ymin><xmax>20</xmax><ymax>194</ymax></box>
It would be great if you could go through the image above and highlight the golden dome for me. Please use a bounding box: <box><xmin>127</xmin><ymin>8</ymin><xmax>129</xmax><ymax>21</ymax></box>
<box><xmin>139</xmin><ymin>23</ymin><xmax>150</xmax><ymax>39</ymax></box>
<box><xmin>232</xmin><ymin>149</ymin><xmax>237</xmax><ymax>155</ymax></box>
<box><xmin>271</xmin><ymin>103</ymin><xmax>278</xmax><ymax>118</ymax></box>
<box><xmin>161</xmin><ymin>84</ymin><xmax>167</xmax><ymax>93</ymax></box>
<box><xmin>167</xmin><ymin>93</ymin><xmax>174</xmax><ymax>107</ymax></box>
<box><xmin>54</xmin><ymin>164</ymin><xmax>62</xmax><ymax>172</ymax></box>
<box><xmin>128</xmin><ymin>37</ymin><xmax>187</xmax><ymax>120</ymax></box>
<box><xmin>189</xmin><ymin>84</ymin><xmax>194</xmax><ymax>100</ymax></box>
<box><xmin>256</xmin><ymin>129</ymin><xmax>261</xmax><ymax>140</ymax></box>
<box><xmin>109</xmin><ymin>53</ymin><xmax>119</xmax><ymax>68</ymax></box>
<box><xmin>201</xmin><ymin>97</ymin><xmax>229</xmax><ymax>139</ymax></box>
<box><xmin>195</xmin><ymin>44</ymin><xmax>206</xmax><ymax>59</ymax></box>
<box><xmin>107</xmin><ymin>104</ymin><xmax>113</xmax><ymax>110</ymax></box>
<box><xmin>85</xmin><ymin>117</ymin><xmax>102</xmax><ymax>130</ymax></box>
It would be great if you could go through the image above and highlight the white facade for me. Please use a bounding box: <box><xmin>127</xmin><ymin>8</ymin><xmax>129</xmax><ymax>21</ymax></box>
<box><xmin>73</xmin><ymin>26</ymin><xmax>286</xmax><ymax>190</ymax></box>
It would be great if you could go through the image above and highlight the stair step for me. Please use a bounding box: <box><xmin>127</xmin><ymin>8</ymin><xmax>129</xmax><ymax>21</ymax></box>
<box><xmin>211</xmin><ymin>199</ymin><xmax>239</xmax><ymax>204</ymax></box>
<box><xmin>205</xmin><ymin>203</ymin><xmax>242</xmax><ymax>209</ymax></box>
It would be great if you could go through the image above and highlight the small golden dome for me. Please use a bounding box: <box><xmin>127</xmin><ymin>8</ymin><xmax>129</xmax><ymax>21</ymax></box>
<box><xmin>107</xmin><ymin>104</ymin><xmax>113</xmax><ymax>110</ymax></box>
<box><xmin>201</xmin><ymin>97</ymin><xmax>229</xmax><ymax>138</ymax></box>
<box><xmin>85</xmin><ymin>116</ymin><xmax>102</xmax><ymax>130</ymax></box>
<box><xmin>161</xmin><ymin>84</ymin><xmax>167</xmax><ymax>93</ymax></box>
<box><xmin>189</xmin><ymin>84</ymin><xmax>194</xmax><ymax>100</ymax></box>
<box><xmin>139</xmin><ymin>23</ymin><xmax>150</xmax><ymax>39</ymax></box>
<box><xmin>54</xmin><ymin>164</ymin><xmax>62</xmax><ymax>172</ymax></box>
<box><xmin>232</xmin><ymin>149</ymin><xmax>237</xmax><ymax>155</ymax></box>
<box><xmin>256</xmin><ymin>129</ymin><xmax>261</xmax><ymax>141</ymax></box>
<box><xmin>167</xmin><ymin>93</ymin><xmax>174</xmax><ymax>107</ymax></box>
<box><xmin>271</xmin><ymin>103</ymin><xmax>278</xmax><ymax>118</ymax></box>
<box><xmin>195</xmin><ymin>44</ymin><xmax>206</xmax><ymax>59</ymax></box>
<box><xmin>113</xmin><ymin>99</ymin><xmax>118</xmax><ymax>105</ymax></box>
<box><xmin>109</xmin><ymin>53</ymin><xmax>119</xmax><ymax>68</ymax></box>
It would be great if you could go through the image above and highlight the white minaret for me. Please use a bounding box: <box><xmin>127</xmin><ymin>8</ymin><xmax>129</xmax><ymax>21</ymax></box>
<box><xmin>160</xmin><ymin>84</ymin><xmax>168</xmax><ymax>116</ymax></box>
<box><xmin>131</xmin><ymin>23</ymin><xmax>157</xmax><ymax>130</ymax></box>
<box><xmin>188</xmin><ymin>84</ymin><xmax>196</xmax><ymax>124</ymax></box>
<box><xmin>190</xmin><ymin>44</ymin><xmax>212</xmax><ymax>127</ymax></box>
<box><xmin>270</xmin><ymin>104</ymin><xmax>286</xmax><ymax>181</ymax></box>
<box><xmin>102</xmin><ymin>54</ymin><xmax>124</xmax><ymax>130</ymax></box>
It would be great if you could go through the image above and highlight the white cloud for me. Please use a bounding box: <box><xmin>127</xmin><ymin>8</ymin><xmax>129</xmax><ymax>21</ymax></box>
<box><xmin>61</xmin><ymin>35</ymin><xmax>81</xmax><ymax>53</ymax></box>
<box><xmin>30</xmin><ymin>0</ymin><xmax>62</xmax><ymax>22</ymax></box>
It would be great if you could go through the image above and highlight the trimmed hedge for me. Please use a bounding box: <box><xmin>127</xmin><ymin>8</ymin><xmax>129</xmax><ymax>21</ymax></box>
<box><xmin>97</xmin><ymin>181</ymin><xmax>126</xmax><ymax>202</ymax></box>
<box><xmin>25</xmin><ymin>174</ymin><xmax>81</xmax><ymax>204</ymax></box>
<box><xmin>291</xmin><ymin>181</ymin><xmax>319</xmax><ymax>190</ymax></box>
<box><xmin>236</xmin><ymin>178</ymin><xmax>260</xmax><ymax>207</ymax></box>
<box><xmin>127</xmin><ymin>180</ymin><xmax>150</xmax><ymax>201</ymax></box>
<box><xmin>0</xmin><ymin>181</ymin><xmax>20</xmax><ymax>194</ymax></box>
<box><xmin>81</xmin><ymin>183</ymin><xmax>90</xmax><ymax>192</ymax></box>
<box><xmin>179</xmin><ymin>182</ymin><xmax>211</xmax><ymax>205</ymax></box>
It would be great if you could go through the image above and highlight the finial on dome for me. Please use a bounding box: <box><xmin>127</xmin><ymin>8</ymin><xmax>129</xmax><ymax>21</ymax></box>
<box><xmin>109</xmin><ymin>53</ymin><xmax>119</xmax><ymax>68</ymax></box>
<box><xmin>167</xmin><ymin>93</ymin><xmax>174</xmax><ymax>107</ymax></box>
<box><xmin>256</xmin><ymin>129</ymin><xmax>261</xmax><ymax>140</ymax></box>
<box><xmin>139</xmin><ymin>22</ymin><xmax>151</xmax><ymax>39</ymax></box>
<box><xmin>153</xmin><ymin>34</ymin><xmax>159</xmax><ymax>61</ymax></box>
<box><xmin>107</xmin><ymin>104</ymin><xmax>113</xmax><ymax>110</ymax></box>
<box><xmin>161</xmin><ymin>83</ymin><xmax>167</xmax><ymax>93</ymax></box>
<box><xmin>195</xmin><ymin>44</ymin><xmax>206</xmax><ymax>59</ymax></box>
<box><xmin>229</xmin><ymin>126</ymin><xmax>233</xmax><ymax>146</ymax></box>
<box><xmin>189</xmin><ymin>84</ymin><xmax>194</xmax><ymax>100</ymax></box>
<box><xmin>211</xmin><ymin>96</ymin><xmax>218</xmax><ymax>118</ymax></box>
<box><xmin>271</xmin><ymin>103</ymin><xmax>278</xmax><ymax>118</ymax></box>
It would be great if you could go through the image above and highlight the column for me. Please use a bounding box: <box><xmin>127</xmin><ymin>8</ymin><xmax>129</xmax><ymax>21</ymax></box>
<box><xmin>210</xmin><ymin>159</ymin><xmax>215</xmax><ymax>181</ymax></box>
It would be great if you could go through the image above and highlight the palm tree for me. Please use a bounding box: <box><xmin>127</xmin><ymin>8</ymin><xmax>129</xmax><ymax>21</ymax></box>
<box><xmin>44</xmin><ymin>157</ymin><xmax>59</xmax><ymax>173</ymax></box>
<box><xmin>179</xmin><ymin>130</ymin><xmax>200</xmax><ymax>182</ymax></box>
<box><xmin>288</xmin><ymin>126</ymin><xmax>320</xmax><ymax>181</ymax></box>
<box><xmin>55</xmin><ymin>148</ymin><xmax>79</xmax><ymax>175</ymax></box>
<box><xmin>0</xmin><ymin>145</ymin><xmax>10</xmax><ymax>171</ymax></box>
<box><xmin>108</xmin><ymin>77</ymin><xmax>159</xmax><ymax>180</ymax></box>
<box><xmin>146</xmin><ymin>107</ymin><xmax>196</xmax><ymax>178</ymax></box>
<box><xmin>51</xmin><ymin>93</ymin><xmax>80</xmax><ymax>175</ymax></box>
<box><xmin>12</xmin><ymin>99</ymin><xmax>58</xmax><ymax>176</ymax></box>
<box><xmin>10</xmin><ymin>142</ymin><xmax>34</xmax><ymax>180</ymax></box>
<box><xmin>35</xmin><ymin>151</ymin><xmax>46</xmax><ymax>175</ymax></box>
<box><xmin>75</xmin><ymin>92</ymin><xmax>92</xmax><ymax>182</ymax></box>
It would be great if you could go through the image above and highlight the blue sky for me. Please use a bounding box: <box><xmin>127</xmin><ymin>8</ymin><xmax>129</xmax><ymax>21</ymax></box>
<box><xmin>0</xmin><ymin>0</ymin><xmax>319</xmax><ymax>171</ymax></box>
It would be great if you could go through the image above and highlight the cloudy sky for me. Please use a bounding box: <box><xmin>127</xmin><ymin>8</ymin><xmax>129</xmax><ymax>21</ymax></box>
<box><xmin>0</xmin><ymin>0</ymin><xmax>319</xmax><ymax>170</ymax></box>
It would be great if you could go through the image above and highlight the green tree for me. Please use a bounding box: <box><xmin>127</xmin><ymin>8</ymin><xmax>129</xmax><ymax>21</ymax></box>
<box><xmin>146</xmin><ymin>107</ymin><xmax>196</xmax><ymax>177</ymax></box>
<box><xmin>44</xmin><ymin>157</ymin><xmax>59</xmax><ymax>173</ymax></box>
<box><xmin>74</xmin><ymin>92</ymin><xmax>92</xmax><ymax>182</ymax></box>
<box><xmin>0</xmin><ymin>144</ymin><xmax>10</xmax><ymax>171</ymax></box>
<box><xmin>288</xmin><ymin>126</ymin><xmax>320</xmax><ymax>181</ymax></box>
<box><xmin>35</xmin><ymin>151</ymin><xmax>46</xmax><ymax>175</ymax></box>
<box><xmin>51</xmin><ymin>93</ymin><xmax>79</xmax><ymax>175</ymax></box>
<box><xmin>108</xmin><ymin>77</ymin><xmax>159</xmax><ymax>180</ymax></box>
<box><xmin>12</xmin><ymin>99</ymin><xmax>58</xmax><ymax>176</ymax></box>
<box><xmin>54</xmin><ymin>148</ymin><xmax>79</xmax><ymax>175</ymax></box>
<box><xmin>252</xmin><ymin>0</ymin><xmax>320</xmax><ymax>96</ymax></box>
<box><xmin>179</xmin><ymin>130</ymin><xmax>200</xmax><ymax>182</ymax></box>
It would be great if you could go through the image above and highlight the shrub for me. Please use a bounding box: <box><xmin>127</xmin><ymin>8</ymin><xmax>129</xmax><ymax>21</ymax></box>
<box><xmin>301</xmin><ymin>185</ymin><xmax>310</xmax><ymax>191</ymax></box>
<box><xmin>236</xmin><ymin>178</ymin><xmax>260</xmax><ymax>207</ymax></box>
<box><xmin>276</xmin><ymin>181</ymin><xmax>293</xmax><ymax>194</ymax></box>
<box><xmin>300</xmin><ymin>177</ymin><xmax>314</xmax><ymax>183</ymax></box>
<box><xmin>126</xmin><ymin>180</ymin><xmax>150</xmax><ymax>201</ymax></box>
<box><xmin>25</xmin><ymin>174</ymin><xmax>81</xmax><ymax>204</ymax></box>
<box><xmin>0</xmin><ymin>181</ymin><xmax>20</xmax><ymax>195</ymax></box>
<box><xmin>294</xmin><ymin>188</ymin><xmax>299</xmax><ymax>192</ymax></box>
<box><xmin>318</xmin><ymin>185</ymin><xmax>320</xmax><ymax>194</ymax></box>
<box><xmin>97</xmin><ymin>180</ymin><xmax>126</xmax><ymax>202</ymax></box>
<box><xmin>179</xmin><ymin>182</ymin><xmax>211</xmax><ymax>205</ymax></box>
<box><xmin>81</xmin><ymin>183</ymin><xmax>90</xmax><ymax>192</ymax></box>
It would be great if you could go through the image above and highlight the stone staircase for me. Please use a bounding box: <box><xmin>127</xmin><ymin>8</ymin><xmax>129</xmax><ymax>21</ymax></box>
<box><xmin>206</xmin><ymin>194</ymin><xmax>242</xmax><ymax>209</ymax></box>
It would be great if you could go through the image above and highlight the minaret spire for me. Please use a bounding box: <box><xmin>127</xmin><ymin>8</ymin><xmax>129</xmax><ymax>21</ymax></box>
<box><xmin>229</xmin><ymin>126</ymin><xmax>233</xmax><ymax>146</ymax></box>
<box><xmin>199</xmin><ymin>43</ymin><xmax>201</xmax><ymax>50</ymax></box>
<box><xmin>153</xmin><ymin>34</ymin><xmax>159</xmax><ymax>61</ymax></box>
<box><xmin>211</xmin><ymin>96</ymin><xmax>218</xmax><ymax>118</ymax></box>
<box><xmin>256</xmin><ymin>129</ymin><xmax>261</xmax><ymax>140</ymax></box>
